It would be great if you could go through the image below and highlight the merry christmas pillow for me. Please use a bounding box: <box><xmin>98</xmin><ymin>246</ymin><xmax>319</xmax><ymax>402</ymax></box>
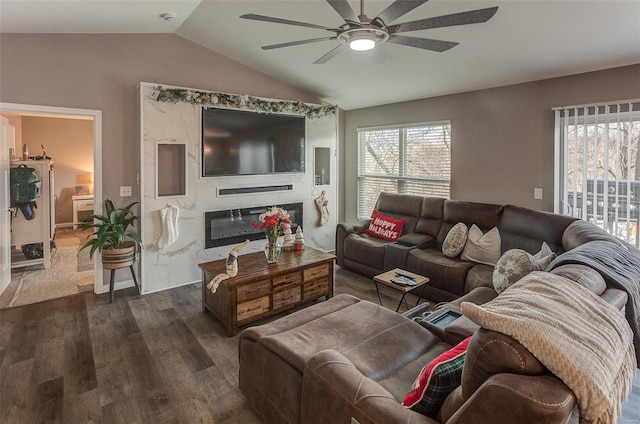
<box><xmin>365</xmin><ymin>210</ymin><xmax>407</xmax><ymax>242</ymax></box>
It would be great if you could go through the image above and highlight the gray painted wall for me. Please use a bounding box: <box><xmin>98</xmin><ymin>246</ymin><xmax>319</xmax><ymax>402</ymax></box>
<box><xmin>341</xmin><ymin>64</ymin><xmax>640</xmax><ymax>223</ymax></box>
<box><xmin>0</xmin><ymin>33</ymin><xmax>321</xmax><ymax>208</ymax></box>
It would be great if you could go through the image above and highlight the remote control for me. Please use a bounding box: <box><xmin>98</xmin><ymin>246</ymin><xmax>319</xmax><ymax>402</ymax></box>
<box><xmin>394</xmin><ymin>271</ymin><xmax>416</xmax><ymax>280</ymax></box>
<box><xmin>390</xmin><ymin>276</ymin><xmax>417</xmax><ymax>286</ymax></box>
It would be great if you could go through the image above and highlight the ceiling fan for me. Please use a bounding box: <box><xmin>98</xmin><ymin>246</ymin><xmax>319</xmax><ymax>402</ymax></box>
<box><xmin>240</xmin><ymin>0</ymin><xmax>498</xmax><ymax>64</ymax></box>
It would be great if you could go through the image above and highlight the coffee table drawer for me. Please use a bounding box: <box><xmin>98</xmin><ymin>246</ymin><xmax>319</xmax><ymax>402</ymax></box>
<box><xmin>303</xmin><ymin>278</ymin><xmax>329</xmax><ymax>300</ymax></box>
<box><xmin>273</xmin><ymin>286</ymin><xmax>301</xmax><ymax>309</ymax></box>
<box><xmin>237</xmin><ymin>279</ymin><xmax>270</xmax><ymax>302</ymax></box>
<box><xmin>272</xmin><ymin>272</ymin><xmax>302</xmax><ymax>289</ymax></box>
<box><xmin>303</xmin><ymin>264</ymin><xmax>329</xmax><ymax>281</ymax></box>
<box><xmin>237</xmin><ymin>296</ymin><xmax>269</xmax><ymax>322</ymax></box>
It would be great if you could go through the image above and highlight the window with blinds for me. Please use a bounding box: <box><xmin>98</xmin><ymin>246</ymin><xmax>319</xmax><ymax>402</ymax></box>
<box><xmin>555</xmin><ymin>100</ymin><xmax>640</xmax><ymax>246</ymax></box>
<box><xmin>357</xmin><ymin>122</ymin><xmax>451</xmax><ymax>220</ymax></box>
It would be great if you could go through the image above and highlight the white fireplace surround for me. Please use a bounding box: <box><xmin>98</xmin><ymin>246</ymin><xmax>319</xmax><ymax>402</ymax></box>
<box><xmin>138</xmin><ymin>82</ymin><xmax>338</xmax><ymax>294</ymax></box>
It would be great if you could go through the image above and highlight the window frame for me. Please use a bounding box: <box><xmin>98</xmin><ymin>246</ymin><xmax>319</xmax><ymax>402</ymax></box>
<box><xmin>356</xmin><ymin>120</ymin><xmax>451</xmax><ymax>220</ymax></box>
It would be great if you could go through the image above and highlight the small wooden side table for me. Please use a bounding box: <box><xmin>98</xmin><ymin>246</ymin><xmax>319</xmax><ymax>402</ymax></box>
<box><xmin>373</xmin><ymin>268</ymin><xmax>429</xmax><ymax>312</ymax></box>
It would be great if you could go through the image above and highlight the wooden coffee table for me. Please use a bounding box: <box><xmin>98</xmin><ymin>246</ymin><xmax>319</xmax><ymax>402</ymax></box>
<box><xmin>199</xmin><ymin>247</ymin><xmax>335</xmax><ymax>336</ymax></box>
<box><xmin>373</xmin><ymin>268</ymin><xmax>429</xmax><ymax>312</ymax></box>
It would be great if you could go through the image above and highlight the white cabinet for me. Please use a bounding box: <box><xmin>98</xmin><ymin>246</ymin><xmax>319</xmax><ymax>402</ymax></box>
<box><xmin>10</xmin><ymin>159</ymin><xmax>55</xmax><ymax>269</ymax></box>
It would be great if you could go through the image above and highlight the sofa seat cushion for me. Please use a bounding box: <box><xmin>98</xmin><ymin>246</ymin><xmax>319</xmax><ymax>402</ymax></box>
<box><xmin>465</xmin><ymin>264</ymin><xmax>494</xmax><ymax>293</ymax></box>
<box><xmin>407</xmin><ymin>248</ymin><xmax>475</xmax><ymax>297</ymax></box>
<box><xmin>397</xmin><ymin>232</ymin><xmax>435</xmax><ymax>249</ymax></box>
<box><xmin>344</xmin><ymin>233</ymin><xmax>390</xmax><ymax>267</ymax></box>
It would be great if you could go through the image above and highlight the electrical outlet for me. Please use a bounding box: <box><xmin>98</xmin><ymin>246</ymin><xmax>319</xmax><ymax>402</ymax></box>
<box><xmin>120</xmin><ymin>186</ymin><xmax>132</xmax><ymax>197</ymax></box>
<box><xmin>534</xmin><ymin>188</ymin><xmax>543</xmax><ymax>200</ymax></box>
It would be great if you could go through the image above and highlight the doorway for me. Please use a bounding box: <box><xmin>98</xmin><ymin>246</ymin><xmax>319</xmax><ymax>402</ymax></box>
<box><xmin>0</xmin><ymin>103</ymin><xmax>102</xmax><ymax>307</ymax></box>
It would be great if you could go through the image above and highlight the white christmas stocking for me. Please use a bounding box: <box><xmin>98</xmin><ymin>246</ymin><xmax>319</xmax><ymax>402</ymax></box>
<box><xmin>157</xmin><ymin>204</ymin><xmax>179</xmax><ymax>249</ymax></box>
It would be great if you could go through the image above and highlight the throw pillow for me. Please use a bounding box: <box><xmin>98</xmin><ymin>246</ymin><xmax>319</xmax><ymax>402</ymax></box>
<box><xmin>365</xmin><ymin>210</ymin><xmax>407</xmax><ymax>242</ymax></box>
<box><xmin>492</xmin><ymin>249</ymin><xmax>536</xmax><ymax>294</ymax></box>
<box><xmin>442</xmin><ymin>223</ymin><xmax>468</xmax><ymax>258</ymax></box>
<box><xmin>402</xmin><ymin>337</ymin><xmax>471</xmax><ymax>418</ymax></box>
<box><xmin>460</xmin><ymin>225</ymin><xmax>501</xmax><ymax>265</ymax></box>
<box><xmin>492</xmin><ymin>242</ymin><xmax>557</xmax><ymax>294</ymax></box>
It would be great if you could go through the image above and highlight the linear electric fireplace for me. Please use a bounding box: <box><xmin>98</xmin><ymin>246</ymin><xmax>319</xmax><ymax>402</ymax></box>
<box><xmin>205</xmin><ymin>202</ymin><xmax>303</xmax><ymax>249</ymax></box>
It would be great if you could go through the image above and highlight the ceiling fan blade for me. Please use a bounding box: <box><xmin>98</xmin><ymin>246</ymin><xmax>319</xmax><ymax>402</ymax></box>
<box><xmin>388</xmin><ymin>35</ymin><xmax>458</xmax><ymax>52</ymax></box>
<box><xmin>388</xmin><ymin>7</ymin><xmax>499</xmax><ymax>34</ymax></box>
<box><xmin>313</xmin><ymin>45</ymin><xmax>345</xmax><ymax>64</ymax></box>
<box><xmin>369</xmin><ymin>46</ymin><xmax>393</xmax><ymax>64</ymax></box>
<box><xmin>240</xmin><ymin>13</ymin><xmax>338</xmax><ymax>31</ymax></box>
<box><xmin>374</xmin><ymin>0</ymin><xmax>429</xmax><ymax>26</ymax></box>
<box><xmin>326</xmin><ymin>0</ymin><xmax>360</xmax><ymax>24</ymax></box>
<box><xmin>262</xmin><ymin>37</ymin><xmax>336</xmax><ymax>50</ymax></box>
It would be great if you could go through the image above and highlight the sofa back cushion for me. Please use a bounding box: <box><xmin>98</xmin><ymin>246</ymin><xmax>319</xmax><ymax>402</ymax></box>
<box><xmin>462</xmin><ymin>329</ymin><xmax>546</xmax><ymax>401</ymax></box>
<box><xmin>374</xmin><ymin>192</ymin><xmax>424</xmax><ymax>235</ymax></box>
<box><xmin>414</xmin><ymin>197</ymin><xmax>446</xmax><ymax>237</ymax></box>
<box><xmin>562</xmin><ymin>219</ymin><xmax>626</xmax><ymax>252</ymax></box>
<box><xmin>436</xmin><ymin>201</ymin><xmax>503</xmax><ymax>247</ymax></box>
<box><xmin>500</xmin><ymin>205</ymin><xmax>576</xmax><ymax>254</ymax></box>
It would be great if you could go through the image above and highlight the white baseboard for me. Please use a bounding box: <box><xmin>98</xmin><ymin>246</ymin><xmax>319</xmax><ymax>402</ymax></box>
<box><xmin>140</xmin><ymin>279</ymin><xmax>200</xmax><ymax>295</ymax></box>
<box><xmin>56</xmin><ymin>222</ymin><xmax>74</xmax><ymax>229</ymax></box>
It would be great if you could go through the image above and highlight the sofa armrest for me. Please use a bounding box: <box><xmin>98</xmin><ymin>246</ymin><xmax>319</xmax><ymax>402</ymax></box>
<box><xmin>336</xmin><ymin>222</ymin><xmax>369</xmax><ymax>267</ymax></box>
<box><xmin>444</xmin><ymin>374</ymin><xmax>575</xmax><ymax>424</ymax></box>
<box><xmin>302</xmin><ymin>349</ymin><xmax>438</xmax><ymax>424</ymax></box>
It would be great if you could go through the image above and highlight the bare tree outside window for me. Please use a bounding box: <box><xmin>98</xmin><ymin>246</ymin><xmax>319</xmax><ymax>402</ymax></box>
<box><xmin>559</xmin><ymin>103</ymin><xmax>640</xmax><ymax>246</ymax></box>
<box><xmin>357</xmin><ymin>122</ymin><xmax>451</xmax><ymax>220</ymax></box>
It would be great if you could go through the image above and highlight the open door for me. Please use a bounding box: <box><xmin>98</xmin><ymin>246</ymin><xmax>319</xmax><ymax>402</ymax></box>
<box><xmin>0</xmin><ymin>116</ymin><xmax>11</xmax><ymax>293</ymax></box>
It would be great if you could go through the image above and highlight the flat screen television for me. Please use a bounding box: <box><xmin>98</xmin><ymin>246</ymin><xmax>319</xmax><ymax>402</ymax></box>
<box><xmin>202</xmin><ymin>108</ymin><xmax>306</xmax><ymax>177</ymax></box>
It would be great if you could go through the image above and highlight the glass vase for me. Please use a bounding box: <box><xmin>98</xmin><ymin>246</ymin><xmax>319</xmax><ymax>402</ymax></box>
<box><xmin>264</xmin><ymin>235</ymin><xmax>282</xmax><ymax>264</ymax></box>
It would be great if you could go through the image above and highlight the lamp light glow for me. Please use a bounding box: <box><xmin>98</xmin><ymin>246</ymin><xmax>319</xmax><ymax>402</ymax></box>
<box><xmin>349</xmin><ymin>35</ymin><xmax>376</xmax><ymax>51</ymax></box>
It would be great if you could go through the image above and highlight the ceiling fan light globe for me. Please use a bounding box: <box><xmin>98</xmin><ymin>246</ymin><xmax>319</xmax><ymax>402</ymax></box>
<box><xmin>349</xmin><ymin>37</ymin><xmax>376</xmax><ymax>51</ymax></box>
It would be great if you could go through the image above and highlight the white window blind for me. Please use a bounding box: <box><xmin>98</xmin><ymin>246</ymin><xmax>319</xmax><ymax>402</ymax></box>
<box><xmin>357</xmin><ymin>121</ymin><xmax>451</xmax><ymax>220</ymax></box>
<box><xmin>554</xmin><ymin>100</ymin><xmax>640</xmax><ymax>246</ymax></box>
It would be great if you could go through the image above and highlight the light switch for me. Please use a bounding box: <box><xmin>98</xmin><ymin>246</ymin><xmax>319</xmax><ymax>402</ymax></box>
<box><xmin>534</xmin><ymin>188</ymin><xmax>543</xmax><ymax>200</ymax></box>
<box><xmin>120</xmin><ymin>186</ymin><xmax>132</xmax><ymax>197</ymax></box>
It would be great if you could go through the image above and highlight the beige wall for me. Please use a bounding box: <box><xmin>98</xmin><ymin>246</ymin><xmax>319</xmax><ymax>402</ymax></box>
<box><xmin>0</xmin><ymin>34</ymin><xmax>321</xmax><ymax>209</ymax></box>
<box><xmin>341</xmin><ymin>64</ymin><xmax>640</xmax><ymax>223</ymax></box>
<box><xmin>21</xmin><ymin>116</ymin><xmax>93</xmax><ymax>224</ymax></box>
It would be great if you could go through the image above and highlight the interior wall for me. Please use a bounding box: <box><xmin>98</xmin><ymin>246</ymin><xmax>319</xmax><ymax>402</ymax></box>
<box><xmin>140</xmin><ymin>83</ymin><xmax>338</xmax><ymax>293</ymax></box>
<box><xmin>0</xmin><ymin>33</ymin><xmax>321</xmax><ymax>211</ymax></box>
<box><xmin>0</xmin><ymin>33</ymin><xmax>322</xmax><ymax>292</ymax></box>
<box><xmin>21</xmin><ymin>116</ymin><xmax>93</xmax><ymax>225</ymax></box>
<box><xmin>341</xmin><ymin>64</ymin><xmax>640</xmax><ymax>223</ymax></box>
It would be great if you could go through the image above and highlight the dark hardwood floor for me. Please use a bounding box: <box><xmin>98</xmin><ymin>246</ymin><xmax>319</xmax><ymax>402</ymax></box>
<box><xmin>0</xmin><ymin>267</ymin><xmax>638</xmax><ymax>423</ymax></box>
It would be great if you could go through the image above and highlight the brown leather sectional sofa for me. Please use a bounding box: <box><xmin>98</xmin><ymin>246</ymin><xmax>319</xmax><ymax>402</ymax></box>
<box><xmin>239</xmin><ymin>193</ymin><xmax>636</xmax><ymax>424</ymax></box>
<box><xmin>336</xmin><ymin>192</ymin><xmax>618</xmax><ymax>302</ymax></box>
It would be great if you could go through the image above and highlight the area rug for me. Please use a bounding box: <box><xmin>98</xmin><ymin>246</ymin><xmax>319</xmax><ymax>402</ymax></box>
<box><xmin>5</xmin><ymin>234</ymin><xmax>93</xmax><ymax>308</ymax></box>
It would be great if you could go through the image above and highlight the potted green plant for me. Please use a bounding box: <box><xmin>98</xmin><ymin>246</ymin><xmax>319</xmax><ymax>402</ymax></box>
<box><xmin>79</xmin><ymin>198</ymin><xmax>143</xmax><ymax>270</ymax></box>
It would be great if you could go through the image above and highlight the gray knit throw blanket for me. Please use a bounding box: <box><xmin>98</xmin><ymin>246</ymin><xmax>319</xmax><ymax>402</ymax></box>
<box><xmin>462</xmin><ymin>272</ymin><xmax>636</xmax><ymax>424</ymax></box>
<box><xmin>546</xmin><ymin>239</ymin><xmax>640</xmax><ymax>367</ymax></box>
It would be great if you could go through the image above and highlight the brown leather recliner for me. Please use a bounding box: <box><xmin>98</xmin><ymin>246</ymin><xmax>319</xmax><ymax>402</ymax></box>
<box><xmin>239</xmin><ymin>286</ymin><xmax>627</xmax><ymax>424</ymax></box>
<box><xmin>302</xmin><ymin>329</ymin><xmax>576</xmax><ymax>424</ymax></box>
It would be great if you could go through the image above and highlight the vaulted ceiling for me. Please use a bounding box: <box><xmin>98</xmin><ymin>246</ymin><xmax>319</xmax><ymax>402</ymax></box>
<box><xmin>1</xmin><ymin>0</ymin><xmax>639</xmax><ymax>109</ymax></box>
